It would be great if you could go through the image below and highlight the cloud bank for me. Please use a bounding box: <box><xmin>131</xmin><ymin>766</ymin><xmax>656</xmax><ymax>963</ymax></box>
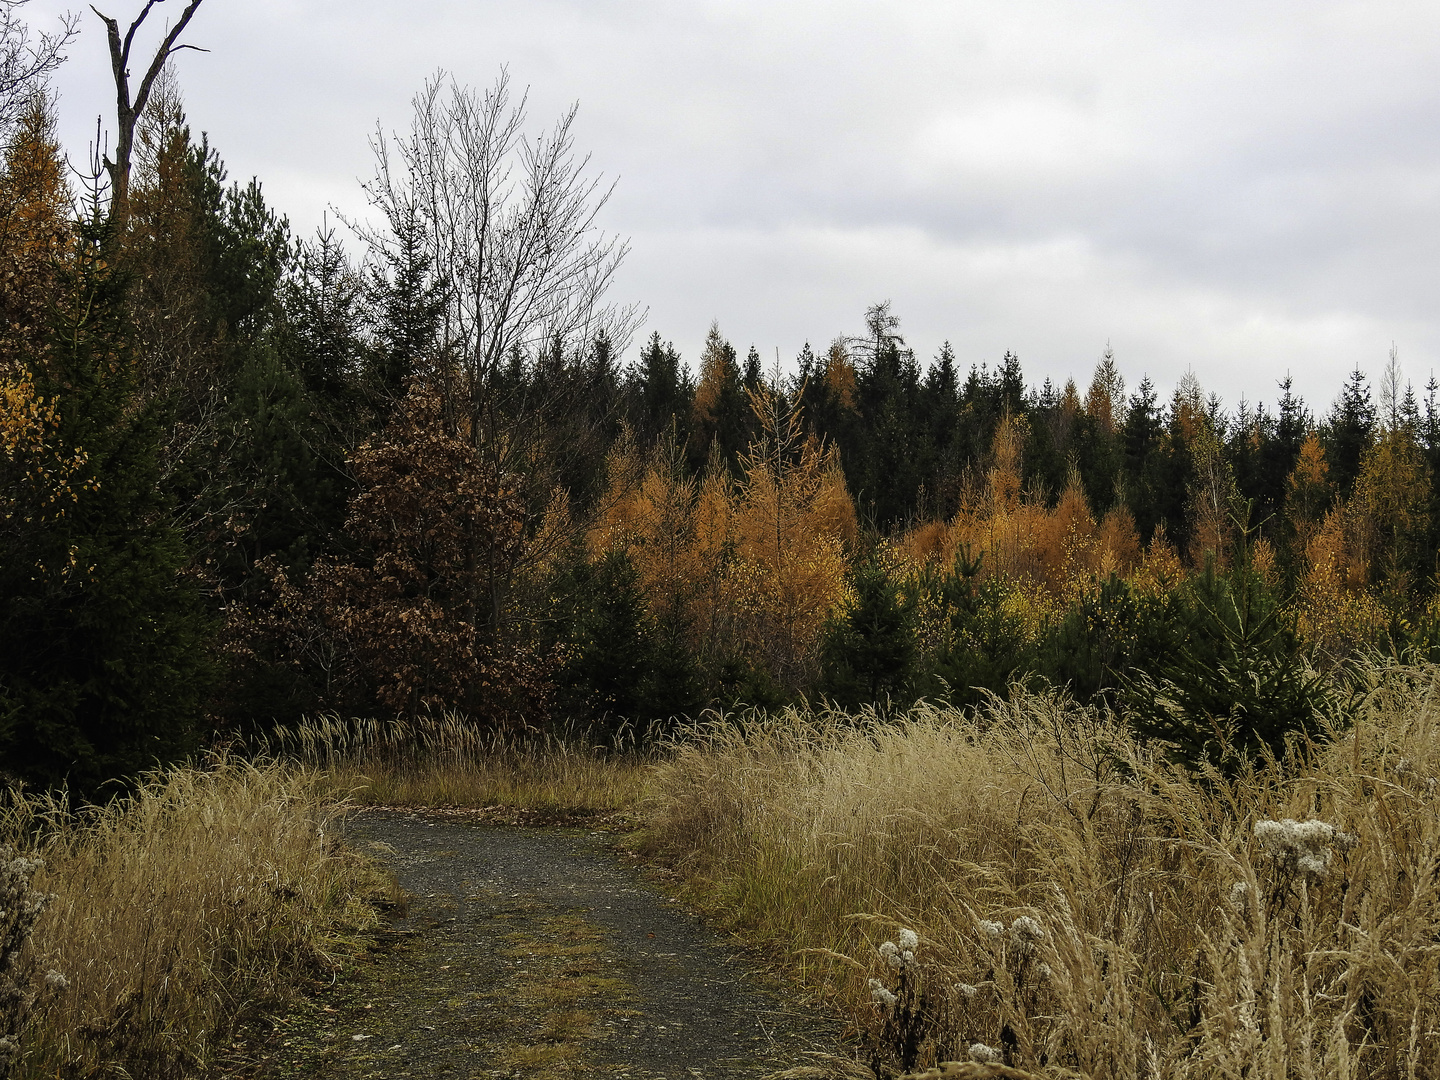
<box><xmin>28</xmin><ymin>0</ymin><xmax>1440</xmax><ymax>410</ymax></box>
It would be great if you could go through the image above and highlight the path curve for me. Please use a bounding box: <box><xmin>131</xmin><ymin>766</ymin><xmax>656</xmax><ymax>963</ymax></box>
<box><xmin>285</xmin><ymin>810</ymin><xmax>840</xmax><ymax>1079</ymax></box>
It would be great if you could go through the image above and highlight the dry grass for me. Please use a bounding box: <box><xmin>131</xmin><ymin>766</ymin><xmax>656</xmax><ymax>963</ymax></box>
<box><xmin>641</xmin><ymin>661</ymin><xmax>1440</xmax><ymax>1079</ymax></box>
<box><xmin>3</xmin><ymin>755</ymin><xmax>388</xmax><ymax>1080</ymax></box>
<box><xmin>273</xmin><ymin>712</ymin><xmax>652</xmax><ymax>814</ymax></box>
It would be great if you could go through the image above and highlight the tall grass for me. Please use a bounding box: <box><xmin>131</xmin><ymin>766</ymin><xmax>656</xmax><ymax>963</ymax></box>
<box><xmin>3</xmin><ymin>755</ymin><xmax>387</xmax><ymax>1080</ymax></box>
<box><xmin>274</xmin><ymin>712</ymin><xmax>651</xmax><ymax>813</ymax></box>
<box><xmin>642</xmin><ymin>662</ymin><xmax>1440</xmax><ymax>1078</ymax></box>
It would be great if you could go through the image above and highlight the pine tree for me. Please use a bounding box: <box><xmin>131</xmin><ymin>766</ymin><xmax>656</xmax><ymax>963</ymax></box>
<box><xmin>364</xmin><ymin>197</ymin><xmax>444</xmax><ymax>408</ymax></box>
<box><xmin>628</xmin><ymin>331</ymin><xmax>690</xmax><ymax>445</ymax></box>
<box><xmin>1324</xmin><ymin>369</ymin><xmax>1376</xmax><ymax>502</ymax></box>
<box><xmin>1125</xmin><ymin>563</ymin><xmax>1330</xmax><ymax>772</ymax></box>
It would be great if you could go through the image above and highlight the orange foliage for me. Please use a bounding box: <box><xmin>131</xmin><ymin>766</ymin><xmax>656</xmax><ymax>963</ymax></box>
<box><xmin>1296</xmin><ymin>507</ymin><xmax>1385</xmax><ymax>665</ymax></box>
<box><xmin>904</xmin><ymin>456</ymin><xmax>1141</xmax><ymax>605</ymax></box>
<box><xmin>592</xmin><ymin>382</ymin><xmax>857</xmax><ymax>693</ymax></box>
<box><xmin>731</xmin><ymin>383</ymin><xmax>855</xmax><ymax>687</ymax></box>
<box><xmin>1286</xmin><ymin>433</ymin><xmax>1331</xmax><ymax>538</ymax></box>
<box><xmin>0</xmin><ymin>93</ymin><xmax>70</xmax><ymax>373</ymax></box>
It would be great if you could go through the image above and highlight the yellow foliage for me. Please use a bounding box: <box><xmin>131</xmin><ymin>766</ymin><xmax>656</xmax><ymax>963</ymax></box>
<box><xmin>689</xmin><ymin>321</ymin><xmax>735</xmax><ymax>431</ymax></box>
<box><xmin>1</xmin><ymin>365</ymin><xmax>91</xmax><ymax>529</ymax></box>
<box><xmin>1296</xmin><ymin>508</ymin><xmax>1386</xmax><ymax>665</ymax></box>
<box><xmin>1083</xmin><ymin>351</ymin><xmax>1124</xmax><ymax>434</ymax></box>
<box><xmin>1351</xmin><ymin>425</ymin><xmax>1430</xmax><ymax>601</ymax></box>
<box><xmin>1130</xmin><ymin>523</ymin><xmax>1184</xmax><ymax>598</ymax></box>
<box><xmin>903</xmin><ymin>466</ymin><xmax>1141</xmax><ymax>605</ymax></box>
<box><xmin>822</xmin><ymin>340</ymin><xmax>858</xmax><ymax>413</ymax></box>
<box><xmin>0</xmin><ymin>93</ymin><xmax>71</xmax><ymax>373</ymax></box>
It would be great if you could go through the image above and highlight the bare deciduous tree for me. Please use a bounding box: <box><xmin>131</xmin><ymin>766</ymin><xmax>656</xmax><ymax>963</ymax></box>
<box><xmin>359</xmin><ymin>68</ymin><xmax>640</xmax><ymax>452</ymax></box>
<box><xmin>0</xmin><ymin>0</ymin><xmax>77</xmax><ymax>139</ymax></box>
<box><xmin>89</xmin><ymin>0</ymin><xmax>205</xmax><ymax>225</ymax></box>
<box><xmin>355</xmin><ymin>68</ymin><xmax>641</xmax><ymax>641</ymax></box>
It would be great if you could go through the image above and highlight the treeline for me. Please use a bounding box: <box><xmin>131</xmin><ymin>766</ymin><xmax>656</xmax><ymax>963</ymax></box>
<box><xmin>1</xmin><ymin>39</ymin><xmax>1432</xmax><ymax>791</ymax></box>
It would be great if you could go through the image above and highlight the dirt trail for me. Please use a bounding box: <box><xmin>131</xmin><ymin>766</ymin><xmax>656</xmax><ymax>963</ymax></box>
<box><xmin>266</xmin><ymin>810</ymin><xmax>841</xmax><ymax>1080</ymax></box>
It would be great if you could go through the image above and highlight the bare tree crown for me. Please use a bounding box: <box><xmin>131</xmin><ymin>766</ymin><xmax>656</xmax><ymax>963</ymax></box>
<box><xmin>359</xmin><ymin>69</ymin><xmax>639</xmax><ymax>446</ymax></box>
<box><xmin>0</xmin><ymin>0</ymin><xmax>78</xmax><ymax>139</ymax></box>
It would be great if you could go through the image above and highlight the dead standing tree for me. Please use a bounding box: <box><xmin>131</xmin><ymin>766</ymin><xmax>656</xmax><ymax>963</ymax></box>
<box><xmin>90</xmin><ymin>0</ymin><xmax>205</xmax><ymax>227</ymax></box>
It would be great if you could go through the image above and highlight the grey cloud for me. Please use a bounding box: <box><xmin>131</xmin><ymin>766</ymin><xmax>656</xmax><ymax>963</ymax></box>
<box><xmin>24</xmin><ymin>0</ymin><xmax>1440</xmax><ymax>404</ymax></box>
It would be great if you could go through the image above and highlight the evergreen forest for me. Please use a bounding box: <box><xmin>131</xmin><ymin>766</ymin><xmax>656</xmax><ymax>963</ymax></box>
<box><xmin>4</xmin><ymin>5</ymin><xmax>1437</xmax><ymax>793</ymax></box>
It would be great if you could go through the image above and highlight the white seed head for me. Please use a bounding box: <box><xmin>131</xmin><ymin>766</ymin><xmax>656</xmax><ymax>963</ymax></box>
<box><xmin>1228</xmin><ymin>881</ymin><xmax>1250</xmax><ymax>912</ymax></box>
<box><xmin>1254</xmin><ymin>818</ymin><xmax>1353</xmax><ymax>878</ymax></box>
<box><xmin>870</xmin><ymin>981</ymin><xmax>898</xmax><ymax>1010</ymax></box>
<box><xmin>955</xmin><ymin>982</ymin><xmax>979</xmax><ymax>999</ymax></box>
<box><xmin>969</xmin><ymin>1042</ymin><xmax>1001</xmax><ymax>1063</ymax></box>
<box><xmin>978</xmin><ymin>919</ymin><xmax>1005</xmax><ymax>939</ymax></box>
<box><xmin>45</xmin><ymin>969</ymin><xmax>68</xmax><ymax>992</ymax></box>
<box><xmin>1010</xmin><ymin>915</ymin><xmax>1045</xmax><ymax>941</ymax></box>
<box><xmin>878</xmin><ymin>940</ymin><xmax>904</xmax><ymax>968</ymax></box>
<box><xmin>897</xmin><ymin>927</ymin><xmax>919</xmax><ymax>952</ymax></box>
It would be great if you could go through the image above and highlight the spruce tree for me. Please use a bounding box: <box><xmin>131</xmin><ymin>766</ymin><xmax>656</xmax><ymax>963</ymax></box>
<box><xmin>0</xmin><ymin>209</ymin><xmax>211</xmax><ymax>791</ymax></box>
<box><xmin>819</xmin><ymin>557</ymin><xmax>917</xmax><ymax>710</ymax></box>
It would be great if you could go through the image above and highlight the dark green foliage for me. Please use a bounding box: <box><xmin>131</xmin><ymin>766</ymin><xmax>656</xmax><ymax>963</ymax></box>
<box><xmin>924</xmin><ymin>550</ymin><xmax>1040</xmax><ymax>710</ymax></box>
<box><xmin>628</xmin><ymin>332</ymin><xmax>692</xmax><ymax>445</ymax></box>
<box><xmin>363</xmin><ymin>199</ymin><xmax>445</xmax><ymax>408</ymax></box>
<box><xmin>819</xmin><ymin>557</ymin><xmax>918</xmax><ymax>710</ymax></box>
<box><xmin>688</xmin><ymin>330</ymin><xmax>752</xmax><ymax>476</ymax></box>
<box><xmin>0</xmin><ymin>215</ymin><xmax>211</xmax><ymax>793</ymax></box>
<box><xmin>553</xmin><ymin>550</ymin><xmax>701</xmax><ymax>743</ymax></box>
<box><xmin>1123</xmin><ymin>564</ymin><xmax>1331</xmax><ymax>772</ymax></box>
<box><xmin>279</xmin><ymin>225</ymin><xmax>365</xmax><ymax>407</ymax></box>
<box><xmin>1122</xmin><ymin>377</ymin><xmax>1167</xmax><ymax>541</ymax></box>
<box><xmin>1324</xmin><ymin>369</ymin><xmax>1375</xmax><ymax>503</ymax></box>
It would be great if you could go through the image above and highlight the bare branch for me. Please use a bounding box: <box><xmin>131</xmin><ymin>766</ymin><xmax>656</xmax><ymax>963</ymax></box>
<box><xmin>0</xmin><ymin>1</ymin><xmax>78</xmax><ymax>135</ymax></box>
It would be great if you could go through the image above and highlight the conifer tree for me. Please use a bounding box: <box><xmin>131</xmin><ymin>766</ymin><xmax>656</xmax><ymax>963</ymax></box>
<box><xmin>819</xmin><ymin>555</ymin><xmax>917</xmax><ymax>710</ymax></box>
<box><xmin>0</xmin><ymin>92</ymin><xmax>68</xmax><ymax>373</ymax></box>
<box><xmin>688</xmin><ymin>322</ymin><xmax>748</xmax><ymax>473</ymax></box>
<box><xmin>0</xmin><ymin>206</ymin><xmax>210</xmax><ymax>791</ymax></box>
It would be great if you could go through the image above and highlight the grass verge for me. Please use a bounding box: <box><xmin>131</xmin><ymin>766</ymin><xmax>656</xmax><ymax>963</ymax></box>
<box><xmin>2</xmin><ymin>755</ymin><xmax>390</xmax><ymax>1080</ymax></box>
<box><xmin>640</xmin><ymin>661</ymin><xmax>1440</xmax><ymax>1079</ymax></box>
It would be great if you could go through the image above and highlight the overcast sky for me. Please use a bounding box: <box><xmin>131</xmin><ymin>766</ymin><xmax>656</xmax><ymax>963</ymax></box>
<box><xmin>24</xmin><ymin>0</ymin><xmax>1440</xmax><ymax>414</ymax></box>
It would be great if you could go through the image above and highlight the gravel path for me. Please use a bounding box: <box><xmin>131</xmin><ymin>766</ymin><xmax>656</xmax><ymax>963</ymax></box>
<box><xmin>278</xmin><ymin>810</ymin><xmax>840</xmax><ymax>1079</ymax></box>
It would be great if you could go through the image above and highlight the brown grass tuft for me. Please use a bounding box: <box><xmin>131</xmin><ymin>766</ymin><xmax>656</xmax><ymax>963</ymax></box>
<box><xmin>274</xmin><ymin>712</ymin><xmax>651</xmax><ymax>815</ymax></box>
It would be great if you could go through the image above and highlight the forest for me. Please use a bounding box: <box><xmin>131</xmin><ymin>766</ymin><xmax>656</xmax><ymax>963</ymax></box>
<box><xmin>2</xmin><ymin>2</ymin><xmax>1436</xmax><ymax>794</ymax></box>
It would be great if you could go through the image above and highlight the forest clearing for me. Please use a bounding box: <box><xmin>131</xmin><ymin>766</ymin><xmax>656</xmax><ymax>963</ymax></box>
<box><xmin>5</xmin><ymin>0</ymin><xmax>1440</xmax><ymax>1077</ymax></box>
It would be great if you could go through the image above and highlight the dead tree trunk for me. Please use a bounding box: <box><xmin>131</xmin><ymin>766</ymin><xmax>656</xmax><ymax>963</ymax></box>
<box><xmin>89</xmin><ymin>0</ymin><xmax>205</xmax><ymax>228</ymax></box>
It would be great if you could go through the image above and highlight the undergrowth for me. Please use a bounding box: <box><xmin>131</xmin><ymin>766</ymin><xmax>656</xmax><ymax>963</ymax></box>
<box><xmin>273</xmin><ymin>712</ymin><xmax>652</xmax><ymax>814</ymax></box>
